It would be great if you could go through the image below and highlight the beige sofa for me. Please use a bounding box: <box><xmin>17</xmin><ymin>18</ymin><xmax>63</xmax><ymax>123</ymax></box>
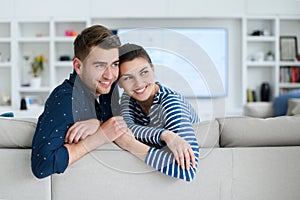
<box><xmin>0</xmin><ymin>115</ymin><xmax>300</xmax><ymax>200</ymax></box>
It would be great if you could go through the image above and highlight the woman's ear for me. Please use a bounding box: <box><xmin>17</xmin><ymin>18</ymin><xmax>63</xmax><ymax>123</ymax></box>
<box><xmin>150</xmin><ymin>63</ymin><xmax>154</xmax><ymax>72</ymax></box>
<box><xmin>73</xmin><ymin>58</ymin><xmax>82</xmax><ymax>74</ymax></box>
<box><xmin>118</xmin><ymin>79</ymin><xmax>124</xmax><ymax>88</ymax></box>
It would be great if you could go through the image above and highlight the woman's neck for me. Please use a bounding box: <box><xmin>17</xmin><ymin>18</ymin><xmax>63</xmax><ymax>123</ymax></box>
<box><xmin>138</xmin><ymin>83</ymin><xmax>159</xmax><ymax>116</ymax></box>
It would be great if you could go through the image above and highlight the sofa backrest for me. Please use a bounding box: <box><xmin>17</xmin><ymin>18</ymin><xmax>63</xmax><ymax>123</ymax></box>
<box><xmin>0</xmin><ymin>117</ymin><xmax>37</xmax><ymax>148</ymax></box>
<box><xmin>218</xmin><ymin>115</ymin><xmax>300</xmax><ymax>147</ymax></box>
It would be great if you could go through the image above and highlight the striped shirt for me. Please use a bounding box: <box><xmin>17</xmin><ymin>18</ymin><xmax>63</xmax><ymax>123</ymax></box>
<box><xmin>120</xmin><ymin>83</ymin><xmax>200</xmax><ymax>182</ymax></box>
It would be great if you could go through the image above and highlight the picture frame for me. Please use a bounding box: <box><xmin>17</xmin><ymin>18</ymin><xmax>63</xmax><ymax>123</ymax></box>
<box><xmin>280</xmin><ymin>36</ymin><xmax>298</xmax><ymax>61</ymax></box>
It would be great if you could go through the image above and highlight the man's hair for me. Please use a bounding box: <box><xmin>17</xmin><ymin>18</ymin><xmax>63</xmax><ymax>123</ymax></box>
<box><xmin>73</xmin><ymin>25</ymin><xmax>121</xmax><ymax>61</ymax></box>
<box><xmin>119</xmin><ymin>43</ymin><xmax>152</xmax><ymax>66</ymax></box>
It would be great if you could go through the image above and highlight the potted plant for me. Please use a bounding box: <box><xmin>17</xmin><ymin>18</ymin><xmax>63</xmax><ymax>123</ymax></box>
<box><xmin>24</xmin><ymin>54</ymin><xmax>47</xmax><ymax>88</ymax></box>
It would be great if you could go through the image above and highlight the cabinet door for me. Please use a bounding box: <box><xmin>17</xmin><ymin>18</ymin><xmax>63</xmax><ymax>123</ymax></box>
<box><xmin>168</xmin><ymin>0</ymin><xmax>245</xmax><ymax>17</ymax></box>
<box><xmin>246</xmin><ymin>0</ymin><xmax>300</xmax><ymax>15</ymax></box>
<box><xmin>90</xmin><ymin>0</ymin><xmax>168</xmax><ymax>18</ymax></box>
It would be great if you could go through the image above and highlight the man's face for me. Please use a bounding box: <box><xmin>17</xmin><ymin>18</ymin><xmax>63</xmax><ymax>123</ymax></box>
<box><xmin>76</xmin><ymin>46</ymin><xmax>119</xmax><ymax>97</ymax></box>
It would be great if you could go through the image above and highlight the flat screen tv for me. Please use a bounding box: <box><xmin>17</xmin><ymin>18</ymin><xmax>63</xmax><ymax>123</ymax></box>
<box><xmin>116</xmin><ymin>28</ymin><xmax>228</xmax><ymax>98</ymax></box>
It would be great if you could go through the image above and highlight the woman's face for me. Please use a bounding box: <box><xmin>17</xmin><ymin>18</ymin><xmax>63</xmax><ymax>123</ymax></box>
<box><xmin>119</xmin><ymin>57</ymin><xmax>156</xmax><ymax>102</ymax></box>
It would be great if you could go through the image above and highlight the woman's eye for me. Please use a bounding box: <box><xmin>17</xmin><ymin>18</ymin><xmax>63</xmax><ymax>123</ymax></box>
<box><xmin>140</xmin><ymin>70</ymin><xmax>148</xmax><ymax>76</ymax></box>
<box><xmin>112</xmin><ymin>62</ymin><xmax>119</xmax><ymax>68</ymax></box>
<box><xmin>122</xmin><ymin>76</ymin><xmax>131</xmax><ymax>81</ymax></box>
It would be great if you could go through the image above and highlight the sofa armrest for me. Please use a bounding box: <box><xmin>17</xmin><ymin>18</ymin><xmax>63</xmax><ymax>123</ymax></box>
<box><xmin>243</xmin><ymin>102</ymin><xmax>274</xmax><ymax>118</ymax></box>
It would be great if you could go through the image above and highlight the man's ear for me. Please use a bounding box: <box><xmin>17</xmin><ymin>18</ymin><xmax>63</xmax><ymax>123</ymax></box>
<box><xmin>73</xmin><ymin>58</ymin><xmax>82</xmax><ymax>74</ymax></box>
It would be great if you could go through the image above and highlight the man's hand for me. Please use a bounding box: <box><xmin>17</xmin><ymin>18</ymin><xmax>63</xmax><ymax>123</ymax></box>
<box><xmin>65</xmin><ymin>116</ymin><xmax>128</xmax><ymax>166</ymax></box>
<box><xmin>98</xmin><ymin>116</ymin><xmax>128</xmax><ymax>144</ymax></box>
<box><xmin>161</xmin><ymin>130</ymin><xmax>195</xmax><ymax>170</ymax></box>
<box><xmin>65</xmin><ymin>119</ymin><xmax>100</xmax><ymax>144</ymax></box>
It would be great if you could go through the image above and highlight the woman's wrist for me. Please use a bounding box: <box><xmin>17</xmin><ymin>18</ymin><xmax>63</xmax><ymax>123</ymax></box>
<box><xmin>160</xmin><ymin>130</ymin><xmax>174</xmax><ymax>144</ymax></box>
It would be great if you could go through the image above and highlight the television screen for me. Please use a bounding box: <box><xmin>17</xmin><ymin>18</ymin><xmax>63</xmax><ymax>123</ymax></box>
<box><xmin>117</xmin><ymin>28</ymin><xmax>228</xmax><ymax>98</ymax></box>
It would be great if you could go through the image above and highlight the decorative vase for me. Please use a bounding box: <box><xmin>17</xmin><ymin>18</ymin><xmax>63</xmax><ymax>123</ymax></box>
<box><xmin>30</xmin><ymin>77</ymin><xmax>41</xmax><ymax>88</ymax></box>
<box><xmin>260</xmin><ymin>82</ymin><xmax>270</xmax><ymax>102</ymax></box>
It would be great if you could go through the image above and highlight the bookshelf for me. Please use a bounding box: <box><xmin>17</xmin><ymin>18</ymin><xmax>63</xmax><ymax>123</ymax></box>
<box><xmin>242</xmin><ymin>16</ymin><xmax>300</xmax><ymax>104</ymax></box>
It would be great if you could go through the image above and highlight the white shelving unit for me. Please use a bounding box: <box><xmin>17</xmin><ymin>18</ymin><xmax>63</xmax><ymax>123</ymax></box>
<box><xmin>0</xmin><ymin>19</ymin><xmax>89</xmax><ymax>113</ymax></box>
<box><xmin>278</xmin><ymin>17</ymin><xmax>300</xmax><ymax>95</ymax></box>
<box><xmin>0</xmin><ymin>20</ymin><xmax>12</xmax><ymax>109</ymax></box>
<box><xmin>242</xmin><ymin>16</ymin><xmax>300</xmax><ymax>104</ymax></box>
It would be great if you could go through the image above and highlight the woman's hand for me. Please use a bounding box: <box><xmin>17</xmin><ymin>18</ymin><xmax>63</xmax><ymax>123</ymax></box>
<box><xmin>65</xmin><ymin>119</ymin><xmax>101</xmax><ymax>144</ymax></box>
<box><xmin>161</xmin><ymin>130</ymin><xmax>195</xmax><ymax>170</ymax></box>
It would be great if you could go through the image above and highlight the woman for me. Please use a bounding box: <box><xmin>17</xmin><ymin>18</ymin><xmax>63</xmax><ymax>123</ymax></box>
<box><xmin>115</xmin><ymin>43</ymin><xmax>200</xmax><ymax>182</ymax></box>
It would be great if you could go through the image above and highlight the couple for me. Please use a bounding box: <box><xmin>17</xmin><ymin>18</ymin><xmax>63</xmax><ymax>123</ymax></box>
<box><xmin>31</xmin><ymin>25</ymin><xmax>200</xmax><ymax>182</ymax></box>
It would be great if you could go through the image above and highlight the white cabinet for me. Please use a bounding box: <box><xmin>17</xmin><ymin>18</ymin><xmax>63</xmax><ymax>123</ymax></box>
<box><xmin>246</xmin><ymin>0</ymin><xmax>300</xmax><ymax>15</ymax></box>
<box><xmin>243</xmin><ymin>16</ymin><xmax>300</xmax><ymax>104</ymax></box>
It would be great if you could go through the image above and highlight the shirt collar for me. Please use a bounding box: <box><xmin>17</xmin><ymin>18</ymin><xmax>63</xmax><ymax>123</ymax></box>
<box><xmin>70</xmin><ymin>70</ymin><xmax>98</xmax><ymax>101</ymax></box>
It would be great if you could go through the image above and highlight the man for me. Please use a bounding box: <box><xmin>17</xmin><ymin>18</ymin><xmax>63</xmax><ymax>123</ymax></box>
<box><xmin>31</xmin><ymin>25</ymin><xmax>127</xmax><ymax>179</ymax></box>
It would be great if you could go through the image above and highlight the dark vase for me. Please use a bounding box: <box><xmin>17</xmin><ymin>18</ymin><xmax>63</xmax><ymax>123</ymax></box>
<box><xmin>260</xmin><ymin>82</ymin><xmax>270</xmax><ymax>102</ymax></box>
<box><xmin>20</xmin><ymin>98</ymin><xmax>27</xmax><ymax>110</ymax></box>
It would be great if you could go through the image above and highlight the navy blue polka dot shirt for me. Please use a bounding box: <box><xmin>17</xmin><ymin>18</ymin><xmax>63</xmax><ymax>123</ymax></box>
<box><xmin>31</xmin><ymin>71</ymin><xmax>120</xmax><ymax>178</ymax></box>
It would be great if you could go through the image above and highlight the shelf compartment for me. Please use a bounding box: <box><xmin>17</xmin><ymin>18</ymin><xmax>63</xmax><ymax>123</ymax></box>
<box><xmin>0</xmin><ymin>67</ymin><xmax>11</xmax><ymax>106</ymax></box>
<box><xmin>247</xmin><ymin>67</ymin><xmax>276</xmax><ymax>101</ymax></box>
<box><xmin>55</xmin><ymin>42</ymin><xmax>73</xmax><ymax>62</ymax></box>
<box><xmin>18</xmin><ymin>22</ymin><xmax>50</xmax><ymax>38</ymax></box>
<box><xmin>247</xmin><ymin>18</ymin><xmax>276</xmax><ymax>37</ymax></box>
<box><xmin>54</xmin><ymin>21</ymin><xmax>86</xmax><ymax>37</ymax></box>
<box><xmin>0</xmin><ymin>22</ymin><xmax>11</xmax><ymax>38</ymax></box>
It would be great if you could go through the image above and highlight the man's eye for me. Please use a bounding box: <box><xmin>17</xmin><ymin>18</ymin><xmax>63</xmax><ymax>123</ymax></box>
<box><xmin>97</xmin><ymin>63</ymin><xmax>106</xmax><ymax>69</ymax></box>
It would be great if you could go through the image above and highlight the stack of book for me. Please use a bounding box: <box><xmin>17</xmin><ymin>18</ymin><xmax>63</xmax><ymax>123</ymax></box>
<box><xmin>280</xmin><ymin>67</ymin><xmax>300</xmax><ymax>83</ymax></box>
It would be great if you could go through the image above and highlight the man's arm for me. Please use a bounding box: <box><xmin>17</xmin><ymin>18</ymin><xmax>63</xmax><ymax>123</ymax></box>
<box><xmin>65</xmin><ymin>116</ymin><xmax>127</xmax><ymax>166</ymax></box>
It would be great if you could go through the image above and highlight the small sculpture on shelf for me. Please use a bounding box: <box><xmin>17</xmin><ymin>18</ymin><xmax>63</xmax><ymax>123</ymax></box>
<box><xmin>265</xmin><ymin>51</ymin><xmax>274</xmax><ymax>61</ymax></box>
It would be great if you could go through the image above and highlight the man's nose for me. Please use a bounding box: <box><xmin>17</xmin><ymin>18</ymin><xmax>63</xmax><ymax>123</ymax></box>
<box><xmin>102</xmin><ymin>66</ymin><xmax>113</xmax><ymax>79</ymax></box>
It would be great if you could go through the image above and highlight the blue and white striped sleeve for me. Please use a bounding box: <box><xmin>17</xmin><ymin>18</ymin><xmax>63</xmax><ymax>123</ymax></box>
<box><xmin>120</xmin><ymin>94</ymin><xmax>166</xmax><ymax>146</ymax></box>
<box><xmin>145</xmin><ymin>95</ymin><xmax>200</xmax><ymax>182</ymax></box>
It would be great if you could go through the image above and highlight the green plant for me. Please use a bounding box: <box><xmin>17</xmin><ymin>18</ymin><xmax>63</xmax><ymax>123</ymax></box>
<box><xmin>24</xmin><ymin>54</ymin><xmax>46</xmax><ymax>77</ymax></box>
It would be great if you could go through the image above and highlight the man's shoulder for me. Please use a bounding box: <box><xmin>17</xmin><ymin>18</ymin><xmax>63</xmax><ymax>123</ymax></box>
<box><xmin>47</xmin><ymin>81</ymin><xmax>73</xmax><ymax>103</ymax></box>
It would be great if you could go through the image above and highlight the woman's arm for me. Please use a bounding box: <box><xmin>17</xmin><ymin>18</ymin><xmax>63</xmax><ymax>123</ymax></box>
<box><xmin>115</xmin><ymin>130</ymin><xmax>199</xmax><ymax>182</ymax></box>
<box><xmin>120</xmin><ymin>94</ymin><xmax>166</xmax><ymax>146</ymax></box>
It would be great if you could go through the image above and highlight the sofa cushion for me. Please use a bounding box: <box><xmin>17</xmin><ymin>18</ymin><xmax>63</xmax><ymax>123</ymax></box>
<box><xmin>286</xmin><ymin>98</ymin><xmax>300</xmax><ymax>116</ymax></box>
<box><xmin>0</xmin><ymin>117</ymin><xmax>37</xmax><ymax>148</ymax></box>
<box><xmin>218</xmin><ymin>116</ymin><xmax>300</xmax><ymax>147</ymax></box>
<box><xmin>273</xmin><ymin>89</ymin><xmax>300</xmax><ymax>116</ymax></box>
<box><xmin>243</xmin><ymin>102</ymin><xmax>274</xmax><ymax>118</ymax></box>
<box><xmin>193</xmin><ymin>120</ymin><xmax>220</xmax><ymax>148</ymax></box>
